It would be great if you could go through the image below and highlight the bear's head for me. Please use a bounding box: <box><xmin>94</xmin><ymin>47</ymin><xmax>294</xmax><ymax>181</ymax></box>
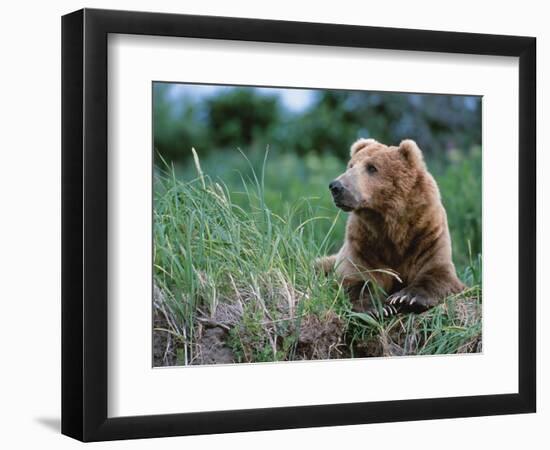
<box><xmin>329</xmin><ymin>138</ymin><xmax>428</xmax><ymax>213</ymax></box>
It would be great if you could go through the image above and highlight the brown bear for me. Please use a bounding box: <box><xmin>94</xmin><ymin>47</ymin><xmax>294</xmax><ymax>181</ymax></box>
<box><xmin>317</xmin><ymin>138</ymin><xmax>465</xmax><ymax>316</ymax></box>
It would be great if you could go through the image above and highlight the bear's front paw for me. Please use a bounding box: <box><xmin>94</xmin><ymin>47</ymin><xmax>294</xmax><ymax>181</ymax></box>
<box><xmin>385</xmin><ymin>290</ymin><xmax>435</xmax><ymax>314</ymax></box>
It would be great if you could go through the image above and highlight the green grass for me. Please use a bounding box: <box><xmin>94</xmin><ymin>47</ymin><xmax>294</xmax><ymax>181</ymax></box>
<box><xmin>153</xmin><ymin>149</ymin><xmax>482</xmax><ymax>366</ymax></box>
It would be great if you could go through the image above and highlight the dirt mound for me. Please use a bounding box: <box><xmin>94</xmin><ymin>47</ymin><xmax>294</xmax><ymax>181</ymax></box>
<box><xmin>191</xmin><ymin>302</ymin><xmax>241</xmax><ymax>365</ymax></box>
<box><xmin>153</xmin><ymin>281</ymin><xmax>481</xmax><ymax>366</ymax></box>
<box><xmin>352</xmin><ymin>295</ymin><xmax>482</xmax><ymax>357</ymax></box>
<box><xmin>193</xmin><ymin>326</ymin><xmax>235</xmax><ymax>365</ymax></box>
<box><xmin>296</xmin><ymin>312</ymin><xmax>346</xmax><ymax>360</ymax></box>
<box><xmin>193</xmin><ymin>303</ymin><xmax>347</xmax><ymax>364</ymax></box>
<box><xmin>153</xmin><ymin>306</ymin><xmax>177</xmax><ymax>367</ymax></box>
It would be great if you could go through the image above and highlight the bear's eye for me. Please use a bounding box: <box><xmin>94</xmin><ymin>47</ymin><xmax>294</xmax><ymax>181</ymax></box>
<box><xmin>366</xmin><ymin>163</ymin><xmax>378</xmax><ymax>174</ymax></box>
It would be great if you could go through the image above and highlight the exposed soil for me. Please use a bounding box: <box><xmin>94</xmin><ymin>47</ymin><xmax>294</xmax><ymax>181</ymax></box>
<box><xmin>296</xmin><ymin>312</ymin><xmax>346</xmax><ymax>360</ymax></box>
<box><xmin>153</xmin><ymin>307</ymin><xmax>177</xmax><ymax>367</ymax></box>
<box><xmin>192</xmin><ymin>326</ymin><xmax>235</xmax><ymax>365</ymax></box>
<box><xmin>153</xmin><ymin>283</ymin><xmax>481</xmax><ymax>366</ymax></box>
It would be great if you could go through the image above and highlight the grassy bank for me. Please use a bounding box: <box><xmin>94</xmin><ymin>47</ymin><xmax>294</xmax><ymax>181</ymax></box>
<box><xmin>153</xmin><ymin>150</ymin><xmax>482</xmax><ymax>366</ymax></box>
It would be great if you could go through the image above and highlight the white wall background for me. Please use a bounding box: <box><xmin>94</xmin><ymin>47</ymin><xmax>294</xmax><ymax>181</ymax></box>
<box><xmin>0</xmin><ymin>1</ymin><xmax>546</xmax><ymax>448</ymax></box>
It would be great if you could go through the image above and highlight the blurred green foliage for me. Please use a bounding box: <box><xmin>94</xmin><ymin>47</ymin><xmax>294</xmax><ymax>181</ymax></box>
<box><xmin>206</xmin><ymin>89</ymin><xmax>280</xmax><ymax>147</ymax></box>
<box><xmin>153</xmin><ymin>83</ymin><xmax>481</xmax><ymax>273</ymax></box>
<box><xmin>154</xmin><ymin>84</ymin><xmax>481</xmax><ymax>168</ymax></box>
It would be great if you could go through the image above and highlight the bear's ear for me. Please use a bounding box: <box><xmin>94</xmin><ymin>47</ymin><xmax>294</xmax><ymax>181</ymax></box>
<box><xmin>350</xmin><ymin>138</ymin><xmax>377</xmax><ymax>157</ymax></box>
<box><xmin>398</xmin><ymin>139</ymin><xmax>425</xmax><ymax>167</ymax></box>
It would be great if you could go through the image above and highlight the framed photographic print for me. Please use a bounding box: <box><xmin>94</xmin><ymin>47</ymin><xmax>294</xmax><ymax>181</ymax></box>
<box><xmin>61</xmin><ymin>8</ymin><xmax>536</xmax><ymax>442</ymax></box>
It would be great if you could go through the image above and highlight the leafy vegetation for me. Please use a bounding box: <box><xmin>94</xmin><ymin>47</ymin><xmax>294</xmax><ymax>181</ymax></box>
<box><xmin>152</xmin><ymin>84</ymin><xmax>482</xmax><ymax>366</ymax></box>
<box><xmin>153</xmin><ymin>151</ymin><xmax>482</xmax><ymax>366</ymax></box>
<box><xmin>153</xmin><ymin>85</ymin><xmax>481</xmax><ymax>166</ymax></box>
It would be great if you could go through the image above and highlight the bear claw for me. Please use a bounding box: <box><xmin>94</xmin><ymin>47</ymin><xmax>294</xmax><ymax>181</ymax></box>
<box><xmin>367</xmin><ymin>304</ymin><xmax>399</xmax><ymax>319</ymax></box>
<box><xmin>388</xmin><ymin>294</ymin><xmax>412</xmax><ymax>305</ymax></box>
<box><xmin>386</xmin><ymin>291</ymin><xmax>434</xmax><ymax>313</ymax></box>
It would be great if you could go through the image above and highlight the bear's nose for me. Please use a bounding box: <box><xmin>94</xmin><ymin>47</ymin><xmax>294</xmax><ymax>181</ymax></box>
<box><xmin>329</xmin><ymin>180</ymin><xmax>344</xmax><ymax>195</ymax></box>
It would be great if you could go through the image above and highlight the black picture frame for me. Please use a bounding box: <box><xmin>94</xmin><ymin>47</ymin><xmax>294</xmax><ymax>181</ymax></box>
<box><xmin>61</xmin><ymin>8</ymin><xmax>536</xmax><ymax>442</ymax></box>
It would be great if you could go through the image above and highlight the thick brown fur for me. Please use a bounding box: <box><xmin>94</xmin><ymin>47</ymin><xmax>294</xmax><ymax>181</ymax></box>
<box><xmin>318</xmin><ymin>138</ymin><xmax>465</xmax><ymax>315</ymax></box>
